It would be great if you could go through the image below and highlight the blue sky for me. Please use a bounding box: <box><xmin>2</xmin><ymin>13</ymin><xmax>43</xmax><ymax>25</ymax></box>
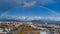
<box><xmin>0</xmin><ymin>0</ymin><xmax>60</xmax><ymax>17</ymax></box>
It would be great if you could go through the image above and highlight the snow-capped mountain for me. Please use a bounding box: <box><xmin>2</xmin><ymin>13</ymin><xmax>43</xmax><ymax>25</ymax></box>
<box><xmin>0</xmin><ymin>16</ymin><xmax>60</xmax><ymax>22</ymax></box>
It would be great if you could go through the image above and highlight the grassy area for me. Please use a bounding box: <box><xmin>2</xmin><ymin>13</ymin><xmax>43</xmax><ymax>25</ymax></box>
<box><xmin>17</xmin><ymin>24</ymin><xmax>40</xmax><ymax>34</ymax></box>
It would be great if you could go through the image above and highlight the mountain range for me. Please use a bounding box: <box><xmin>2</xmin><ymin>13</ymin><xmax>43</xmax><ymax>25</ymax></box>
<box><xmin>0</xmin><ymin>16</ymin><xmax>60</xmax><ymax>23</ymax></box>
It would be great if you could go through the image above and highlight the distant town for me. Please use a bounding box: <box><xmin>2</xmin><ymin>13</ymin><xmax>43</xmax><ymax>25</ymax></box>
<box><xmin>0</xmin><ymin>20</ymin><xmax>60</xmax><ymax>34</ymax></box>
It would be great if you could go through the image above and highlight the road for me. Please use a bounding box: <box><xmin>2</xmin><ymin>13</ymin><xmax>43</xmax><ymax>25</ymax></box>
<box><xmin>13</xmin><ymin>24</ymin><xmax>25</xmax><ymax>34</ymax></box>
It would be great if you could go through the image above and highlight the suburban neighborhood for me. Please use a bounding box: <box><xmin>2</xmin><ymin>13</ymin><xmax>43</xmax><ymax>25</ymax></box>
<box><xmin>0</xmin><ymin>20</ymin><xmax>60</xmax><ymax>34</ymax></box>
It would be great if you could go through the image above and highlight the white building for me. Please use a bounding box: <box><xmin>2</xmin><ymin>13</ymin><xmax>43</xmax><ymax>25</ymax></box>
<box><xmin>40</xmin><ymin>31</ymin><xmax>54</xmax><ymax>34</ymax></box>
<box><xmin>0</xmin><ymin>28</ymin><xmax>3</xmax><ymax>33</ymax></box>
<box><xmin>0</xmin><ymin>28</ymin><xmax>7</xmax><ymax>34</ymax></box>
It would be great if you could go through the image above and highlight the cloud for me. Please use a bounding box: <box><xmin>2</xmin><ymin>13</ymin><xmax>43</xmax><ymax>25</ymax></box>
<box><xmin>3</xmin><ymin>16</ymin><xmax>60</xmax><ymax>21</ymax></box>
<box><xmin>14</xmin><ymin>16</ymin><xmax>60</xmax><ymax>21</ymax></box>
<box><xmin>23</xmin><ymin>1</ymin><xmax>36</xmax><ymax>7</ymax></box>
<box><xmin>13</xmin><ymin>0</ymin><xmax>56</xmax><ymax>6</ymax></box>
<box><xmin>0</xmin><ymin>0</ymin><xmax>36</xmax><ymax>11</ymax></box>
<box><xmin>0</xmin><ymin>0</ymin><xmax>60</xmax><ymax>17</ymax></box>
<box><xmin>13</xmin><ymin>0</ymin><xmax>36</xmax><ymax>7</ymax></box>
<box><xmin>0</xmin><ymin>0</ymin><xmax>59</xmax><ymax>11</ymax></box>
<box><xmin>0</xmin><ymin>14</ymin><xmax>60</xmax><ymax>21</ymax></box>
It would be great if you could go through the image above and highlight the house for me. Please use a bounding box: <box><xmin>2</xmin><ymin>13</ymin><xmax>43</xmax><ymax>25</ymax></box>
<box><xmin>0</xmin><ymin>28</ymin><xmax>7</xmax><ymax>34</ymax></box>
<box><xmin>0</xmin><ymin>28</ymin><xmax>3</xmax><ymax>33</ymax></box>
<box><xmin>40</xmin><ymin>31</ymin><xmax>54</xmax><ymax>34</ymax></box>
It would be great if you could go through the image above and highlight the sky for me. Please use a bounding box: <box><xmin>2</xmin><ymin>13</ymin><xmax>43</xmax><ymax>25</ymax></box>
<box><xmin>0</xmin><ymin>0</ymin><xmax>60</xmax><ymax>17</ymax></box>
